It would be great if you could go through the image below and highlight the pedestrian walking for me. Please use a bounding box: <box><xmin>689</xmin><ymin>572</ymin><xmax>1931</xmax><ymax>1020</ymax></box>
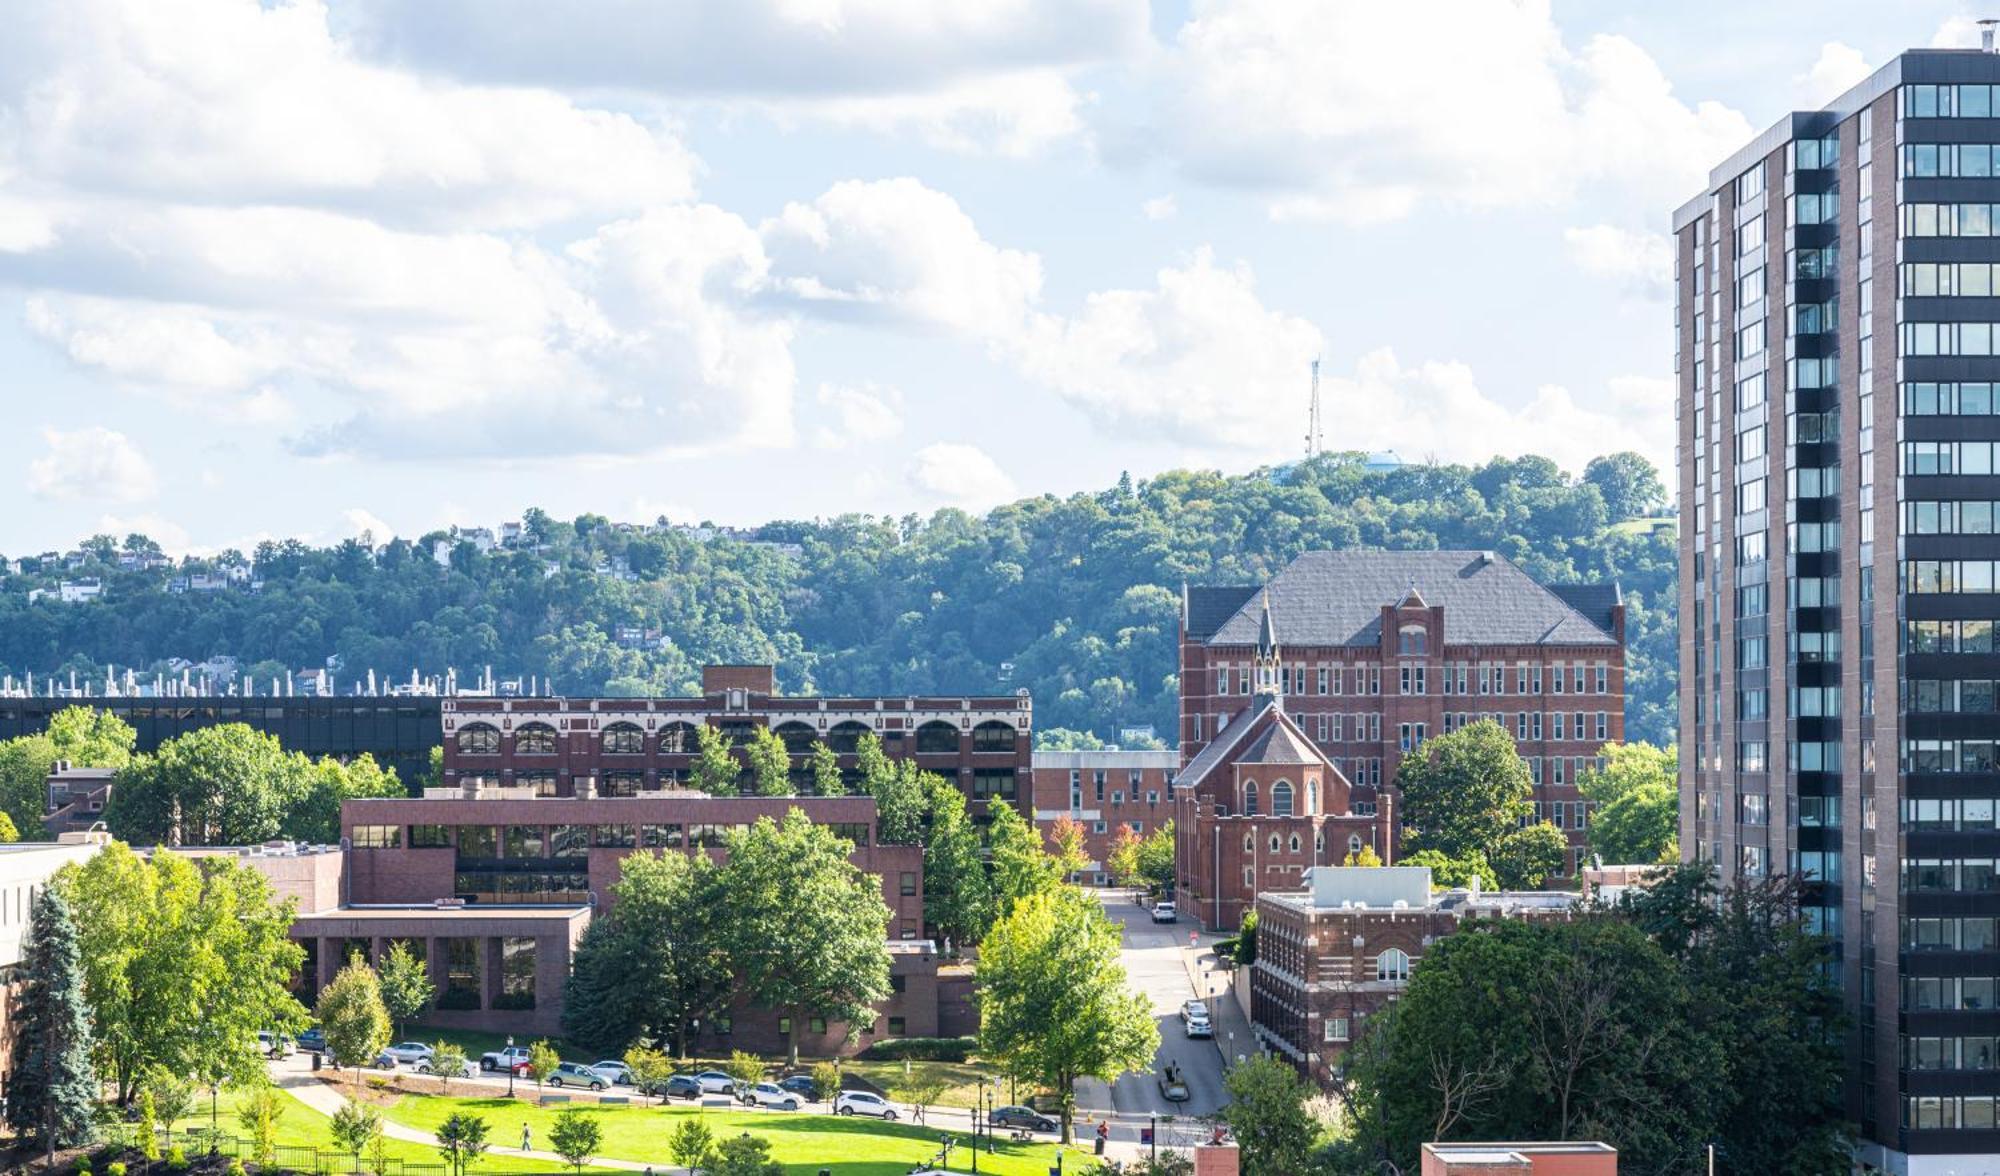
<box><xmin>521</xmin><ymin>1122</ymin><xmax>532</xmax><ymax>1152</ymax></box>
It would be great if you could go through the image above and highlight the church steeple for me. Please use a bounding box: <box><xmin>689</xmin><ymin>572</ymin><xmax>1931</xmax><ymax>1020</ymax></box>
<box><xmin>1253</xmin><ymin>590</ymin><xmax>1282</xmax><ymax>696</ymax></box>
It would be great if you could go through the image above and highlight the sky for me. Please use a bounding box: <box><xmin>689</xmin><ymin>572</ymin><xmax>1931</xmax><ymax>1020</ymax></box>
<box><xmin>0</xmin><ymin>0</ymin><xmax>1981</xmax><ymax>555</ymax></box>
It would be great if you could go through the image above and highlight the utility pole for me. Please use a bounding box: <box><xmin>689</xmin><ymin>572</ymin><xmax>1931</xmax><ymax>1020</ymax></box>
<box><xmin>1305</xmin><ymin>358</ymin><xmax>1323</xmax><ymax>459</ymax></box>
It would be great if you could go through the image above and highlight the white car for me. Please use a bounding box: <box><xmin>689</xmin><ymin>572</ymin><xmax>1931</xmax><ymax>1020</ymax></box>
<box><xmin>1151</xmin><ymin>900</ymin><xmax>1178</xmax><ymax>923</ymax></box>
<box><xmin>834</xmin><ymin>1091</ymin><xmax>899</xmax><ymax>1120</ymax></box>
<box><xmin>417</xmin><ymin>1057</ymin><xmax>479</xmax><ymax>1078</ymax></box>
<box><xmin>695</xmin><ymin>1071</ymin><xmax>738</xmax><ymax>1095</ymax></box>
<box><xmin>1184</xmin><ymin>1015</ymin><xmax>1214</xmax><ymax>1039</ymax></box>
<box><xmin>588</xmin><ymin>1061</ymin><xmax>634</xmax><ymax>1086</ymax></box>
<box><xmin>739</xmin><ymin>1082</ymin><xmax>802</xmax><ymax>1111</ymax></box>
<box><xmin>380</xmin><ymin>1042</ymin><xmax>435</xmax><ymax>1066</ymax></box>
<box><xmin>1181</xmin><ymin>1000</ymin><xmax>1209</xmax><ymax>1023</ymax></box>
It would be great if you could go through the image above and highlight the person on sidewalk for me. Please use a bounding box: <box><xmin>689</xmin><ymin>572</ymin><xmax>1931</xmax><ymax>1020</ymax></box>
<box><xmin>521</xmin><ymin>1122</ymin><xmax>532</xmax><ymax>1152</ymax></box>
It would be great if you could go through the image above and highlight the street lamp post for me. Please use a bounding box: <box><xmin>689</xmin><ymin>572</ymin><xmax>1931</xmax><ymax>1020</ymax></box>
<box><xmin>505</xmin><ymin>1034</ymin><xmax>516</xmax><ymax>1098</ymax></box>
<box><xmin>990</xmin><ymin>1078</ymin><xmax>1001</xmax><ymax>1154</ymax></box>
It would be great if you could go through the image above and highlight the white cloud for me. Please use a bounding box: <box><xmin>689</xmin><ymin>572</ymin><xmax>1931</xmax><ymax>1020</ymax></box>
<box><xmin>1797</xmin><ymin>42</ymin><xmax>1871</xmax><ymax>107</ymax></box>
<box><xmin>1142</xmin><ymin>194</ymin><xmax>1178</xmax><ymax>221</ymax></box>
<box><xmin>96</xmin><ymin>513</ymin><xmax>193</xmax><ymax>555</ymax></box>
<box><xmin>1156</xmin><ymin>0</ymin><xmax>1750</xmax><ymax>223</ymax></box>
<box><xmin>1562</xmin><ymin>224</ymin><xmax>1673</xmax><ymax>298</ymax></box>
<box><xmin>812</xmin><ymin>382</ymin><xmax>904</xmax><ymax>448</ymax></box>
<box><xmin>341</xmin><ymin>508</ymin><xmax>395</xmax><ymax>544</ymax></box>
<box><xmin>1012</xmin><ymin>249</ymin><xmax>1322</xmax><ymax>449</ymax></box>
<box><xmin>770</xmin><ymin>70</ymin><xmax>1088</xmax><ymax>157</ymax></box>
<box><xmin>762</xmin><ymin>178</ymin><xmax>1043</xmax><ymax>337</ymax></box>
<box><xmin>1933</xmin><ymin>17</ymin><xmax>1985</xmax><ymax>48</ymax></box>
<box><xmin>27</xmin><ymin>427</ymin><xmax>159</xmax><ymax>503</ymax></box>
<box><xmin>908</xmin><ymin>442</ymin><xmax>1016</xmax><ymax>507</ymax></box>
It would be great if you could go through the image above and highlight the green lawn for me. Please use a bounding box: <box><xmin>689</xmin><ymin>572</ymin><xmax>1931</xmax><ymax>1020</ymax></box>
<box><xmin>840</xmin><ymin>1059</ymin><xmax>1017</xmax><ymax>1110</ymax></box>
<box><xmin>165</xmin><ymin>1085</ymin><xmax>618</xmax><ymax>1173</ymax></box>
<box><xmin>387</xmin><ymin>1094</ymin><xmax>1101</xmax><ymax>1176</ymax></box>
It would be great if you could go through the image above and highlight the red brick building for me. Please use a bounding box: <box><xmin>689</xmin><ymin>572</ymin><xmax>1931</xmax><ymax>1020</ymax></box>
<box><xmin>442</xmin><ymin>664</ymin><xmax>1033</xmax><ymax>820</ymax></box>
<box><xmin>289</xmin><ymin>790</ymin><xmax>937</xmax><ymax>1053</ymax></box>
<box><xmin>1177</xmin><ymin>550</ymin><xmax>1625</xmax><ymax>916</ymax></box>
<box><xmin>1028</xmin><ymin>750</ymin><xmax>1178</xmax><ymax>884</ymax></box>
<box><xmin>1250</xmin><ymin>866</ymin><xmax>1578</xmax><ymax>1086</ymax></box>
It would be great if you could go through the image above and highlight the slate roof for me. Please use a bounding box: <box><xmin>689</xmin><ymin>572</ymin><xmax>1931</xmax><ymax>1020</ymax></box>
<box><xmin>1175</xmin><ymin>694</ymin><xmax>1281</xmax><ymax>792</ymax></box>
<box><xmin>1240</xmin><ymin>720</ymin><xmax>1322</xmax><ymax>766</ymax></box>
<box><xmin>1201</xmin><ymin>550</ymin><xmax>1619</xmax><ymax>649</ymax></box>
<box><xmin>1184</xmin><ymin>585</ymin><xmax>1260</xmax><ymax>642</ymax></box>
<box><xmin>1175</xmin><ymin>695</ymin><xmax>1341</xmax><ymax>794</ymax></box>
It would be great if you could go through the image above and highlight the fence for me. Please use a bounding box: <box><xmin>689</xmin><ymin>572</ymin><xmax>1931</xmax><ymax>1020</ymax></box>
<box><xmin>90</xmin><ymin>1125</ymin><xmax>447</xmax><ymax>1176</ymax></box>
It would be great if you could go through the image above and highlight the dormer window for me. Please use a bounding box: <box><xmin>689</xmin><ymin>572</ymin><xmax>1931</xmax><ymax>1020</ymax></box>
<box><xmin>1397</xmin><ymin>624</ymin><xmax>1429</xmax><ymax>656</ymax></box>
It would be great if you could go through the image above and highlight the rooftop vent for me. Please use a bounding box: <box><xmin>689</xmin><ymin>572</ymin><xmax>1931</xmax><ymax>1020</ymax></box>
<box><xmin>1985</xmin><ymin>19</ymin><xmax>1998</xmax><ymax>52</ymax></box>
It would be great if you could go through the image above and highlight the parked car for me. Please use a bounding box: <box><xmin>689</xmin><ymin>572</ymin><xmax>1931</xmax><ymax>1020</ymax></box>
<box><xmin>295</xmin><ymin>1029</ymin><xmax>326</xmax><ymax>1054</ymax></box>
<box><xmin>739</xmin><ymin>1082</ymin><xmax>802</xmax><ymax>1111</ymax></box>
<box><xmin>1181</xmin><ymin>999</ymin><xmax>1209</xmax><ymax>1022</ymax></box>
<box><xmin>547</xmin><ymin>1062</ymin><xmax>607</xmax><ymax>1090</ymax></box>
<box><xmin>372</xmin><ymin>1051</ymin><xmax>399</xmax><ymax>1070</ymax></box>
<box><xmin>653</xmin><ymin>1074</ymin><xmax>703</xmax><ymax>1100</ymax></box>
<box><xmin>694</xmin><ymin>1071</ymin><xmax>737</xmax><ymax>1095</ymax></box>
<box><xmin>588</xmin><ymin>1060</ymin><xmax>634</xmax><ymax>1086</ymax></box>
<box><xmin>480</xmin><ymin>1046</ymin><xmax>531</xmax><ymax>1073</ymax></box>
<box><xmin>1151</xmin><ymin>900</ymin><xmax>1178</xmax><ymax>923</ymax></box>
<box><xmin>777</xmin><ymin>1075</ymin><xmax>819</xmax><ymax>1099</ymax></box>
<box><xmin>834</xmin><ymin>1091</ymin><xmax>898</xmax><ymax>1120</ymax></box>
<box><xmin>990</xmin><ymin>1106</ymin><xmax>1058</xmax><ymax>1133</ymax></box>
<box><xmin>1184</xmin><ymin>1015</ymin><xmax>1213</xmax><ymax>1039</ymax></box>
<box><xmin>417</xmin><ymin>1056</ymin><xmax>480</xmax><ymax>1078</ymax></box>
<box><xmin>380</xmin><ymin>1042</ymin><xmax>435</xmax><ymax>1066</ymax></box>
<box><xmin>256</xmin><ymin>1031</ymin><xmax>293</xmax><ymax>1059</ymax></box>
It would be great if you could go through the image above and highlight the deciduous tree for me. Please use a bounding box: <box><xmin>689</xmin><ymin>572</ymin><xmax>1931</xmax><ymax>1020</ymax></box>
<box><xmin>688</xmin><ymin>724</ymin><xmax>740</xmax><ymax>797</ymax></box>
<box><xmin>987</xmin><ymin>801</ymin><xmax>1061</xmax><ymax>916</ymax></box>
<box><xmin>1577</xmin><ymin>743</ymin><xmax>1679</xmax><ymax>866</ymax></box>
<box><xmin>922</xmin><ymin>780</ymin><xmax>992</xmax><ymax>948</ymax></box>
<box><xmin>668</xmin><ymin>1119</ymin><xmax>715</xmax><ymax>1173</ymax></box>
<box><xmin>744</xmin><ymin>726</ymin><xmax>792</xmax><ymax>796</ymax></box>
<box><xmin>977</xmin><ymin>889</ymin><xmax>1158</xmax><ymax>1142</ymax></box>
<box><xmin>1491</xmin><ymin>822</ymin><xmax>1567</xmax><ymax>890</ymax></box>
<box><xmin>316</xmin><ymin>959</ymin><xmax>392</xmax><ymax>1088</ymax></box>
<box><xmin>548</xmin><ymin>1105</ymin><xmax>603</xmax><ymax>1174</ymax></box>
<box><xmin>562</xmin><ymin>850</ymin><xmax>731</xmax><ymax>1058</ymax></box>
<box><xmin>430</xmin><ymin>1041</ymin><xmax>470</xmax><ymax>1095</ymax></box>
<box><xmin>1217</xmin><ymin>1056</ymin><xmax>1318</xmax><ymax>1176</ymax></box>
<box><xmin>1394</xmin><ymin>720</ymin><xmax>1534</xmax><ymax>861</ymax></box>
<box><xmin>377</xmin><ymin>940</ymin><xmax>435</xmax><ymax>1039</ymax></box>
<box><xmin>104</xmin><ymin>724</ymin><xmax>311</xmax><ymax>846</ymax></box>
<box><xmin>330</xmin><ymin>1103</ymin><xmax>384</xmax><ymax>1173</ymax></box>
<box><xmin>434</xmin><ymin>1111</ymin><xmax>490</xmax><ymax>1176</ymax></box>
<box><xmin>708</xmin><ymin>1132</ymin><xmax>783</xmax><ymax>1176</ymax></box>
<box><xmin>808</xmin><ymin>741</ymin><xmax>844</xmax><ymax>796</ymax></box>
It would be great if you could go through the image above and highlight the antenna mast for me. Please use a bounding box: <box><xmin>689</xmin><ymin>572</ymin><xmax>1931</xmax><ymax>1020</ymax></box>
<box><xmin>1305</xmin><ymin>357</ymin><xmax>1323</xmax><ymax>459</ymax></box>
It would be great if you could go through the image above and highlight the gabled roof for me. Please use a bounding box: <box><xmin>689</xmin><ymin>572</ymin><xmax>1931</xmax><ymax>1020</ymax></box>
<box><xmin>1201</xmin><ymin>550</ymin><xmax>1619</xmax><ymax>649</ymax></box>
<box><xmin>1175</xmin><ymin>694</ymin><xmax>1281</xmax><ymax>792</ymax></box>
<box><xmin>1547</xmin><ymin>583</ymin><xmax>1623</xmax><ymax>637</ymax></box>
<box><xmin>1177</xmin><ymin>697</ymin><xmax>1341</xmax><ymax>794</ymax></box>
<box><xmin>1185</xmin><ymin>585</ymin><xmax>1259</xmax><ymax>642</ymax></box>
<box><xmin>1241</xmin><ymin>720</ymin><xmax>1322</xmax><ymax>766</ymax></box>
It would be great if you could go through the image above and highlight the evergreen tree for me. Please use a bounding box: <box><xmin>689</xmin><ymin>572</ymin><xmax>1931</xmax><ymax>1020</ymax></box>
<box><xmin>7</xmin><ymin>888</ymin><xmax>99</xmax><ymax>1159</ymax></box>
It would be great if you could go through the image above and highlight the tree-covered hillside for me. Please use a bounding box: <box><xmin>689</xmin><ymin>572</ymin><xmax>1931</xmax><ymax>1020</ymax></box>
<box><xmin>0</xmin><ymin>451</ymin><xmax>1677</xmax><ymax>746</ymax></box>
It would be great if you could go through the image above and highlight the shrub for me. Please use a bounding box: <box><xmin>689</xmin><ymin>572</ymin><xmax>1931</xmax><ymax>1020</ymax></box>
<box><xmin>165</xmin><ymin>1147</ymin><xmax>189</xmax><ymax>1173</ymax></box>
<box><xmin>365</xmin><ymin>1074</ymin><xmax>392</xmax><ymax>1091</ymax></box>
<box><xmin>73</xmin><ymin>1162</ymin><xmax>90</xmax><ymax>1176</ymax></box>
<box><xmin>809</xmin><ymin>1060</ymin><xmax>842</xmax><ymax>1101</ymax></box>
<box><xmin>857</xmin><ymin>1036</ymin><xmax>976</xmax><ymax>1062</ymax></box>
<box><xmin>723</xmin><ymin>1049</ymin><xmax>765</xmax><ymax>1089</ymax></box>
<box><xmin>227</xmin><ymin>1160</ymin><xmax>246</xmax><ymax>1176</ymax></box>
<box><xmin>107</xmin><ymin>1163</ymin><xmax>127</xmax><ymax>1176</ymax></box>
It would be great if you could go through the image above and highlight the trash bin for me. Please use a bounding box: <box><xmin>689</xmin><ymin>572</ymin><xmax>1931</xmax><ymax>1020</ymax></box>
<box><xmin>311</xmin><ymin>1052</ymin><xmax>321</xmax><ymax>1072</ymax></box>
<box><xmin>1095</xmin><ymin>1137</ymin><xmax>1106</xmax><ymax>1156</ymax></box>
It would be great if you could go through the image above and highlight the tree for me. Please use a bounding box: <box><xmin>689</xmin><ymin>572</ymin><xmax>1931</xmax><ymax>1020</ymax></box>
<box><xmin>1343</xmin><ymin>844</ymin><xmax>1384</xmax><ymax>867</ymax></box>
<box><xmin>139</xmin><ymin>1066</ymin><xmax>194</xmax><ymax>1130</ymax></box>
<box><xmin>548</xmin><ymin>1106</ymin><xmax>603</xmax><ymax>1174</ymax></box>
<box><xmin>562</xmin><ymin>850</ymin><xmax>731</xmax><ymax>1058</ymax></box>
<box><xmin>331</xmin><ymin>1103</ymin><xmax>385</xmax><ymax>1173</ymax></box>
<box><xmin>1394</xmin><ymin>720</ymin><xmax>1534</xmax><ymax>860</ymax></box>
<box><xmin>317</xmin><ymin>959</ymin><xmax>392</xmax><ymax>1089</ymax></box>
<box><xmin>718</xmin><ymin>810</ymin><xmax>893</xmax><ymax>1067</ymax></box>
<box><xmin>1577</xmin><ymin>743</ymin><xmax>1679</xmax><ymax>865</ymax></box>
<box><xmin>922</xmin><ymin>781</ymin><xmax>992</xmax><ymax>949</ymax></box>
<box><xmin>1104</xmin><ymin>825</ymin><xmax>1145</xmax><ymax>888</ymax></box>
<box><xmin>377</xmin><ymin>940</ymin><xmax>435</xmax><ymax>1038</ymax></box>
<box><xmin>623</xmin><ymin>1044</ymin><xmax>673</xmax><ymax>1103</ymax></box>
<box><xmin>430</xmin><ymin>1041</ymin><xmax>470</xmax><ymax>1095</ymax></box>
<box><xmin>0</xmin><ymin>705</ymin><xmax>135</xmax><ymax>837</ymax></box>
<box><xmin>807</xmin><ymin>741</ymin><xmax>844</xmax><ymax>796</ymax></box>
<box><xmin>526</xmin><ymin>1039</ymin><xmax>561</xmax><ymax>1089</ymax></box>
<box><xmin>1134</xmin><ymin>821</ymin><xmax>1176</xmax><ymax>893</ymax></box>
<box><xmin>688</xmin><ymin>724</ymin><xmax>740</xmax><ymax>796</ymax></box>
<box><xmin>895</xmin><ymin>1073</ymin><xmax>952</xmax><ymax>1125</ymax></box>
<box><xmin>809</xmin><ymin>1060</ymin><xmax>841</xmax><ymax>1102</ymax></box>
<box><xmin>291</xmin><ymin>753</ymin><xmax>404</xmax><ymax>844</ymax></box>
<box><xmin>235</xmin><ymin>1082</ymin><xmax>286</xmax><ymax>1171</ymax></box>
<box><xmin>977</xmin><ymin>889</ymin><xmax>1159</xmax><ymax>1142</ymax></box>
<box><xmin>724</xmin><ymin>1049</ymin><xmax>765</xmax><ymax>1090</ymax></box>
<box><xmin>1047</xmin><ymin>815</ymin><xmax>1090</xmax><ymax>880</ymax></box>
<box><xmin>857</xmin><ymin>736</ymin><xmax>927</xmax><ymax>845</ymax></box>
<box><xmin>1584</xmin><ymin>451</ymin><xmax>1667</xmax><ymax>520</ymax></box>
<box><xmin>708</xmin><ymin>1133</ymin><xmax>783</xmax><ymax>1176</ymax></box>
<box><xmin>6</xmin><ymin>887</ymin><xmax>98</xmax><ymax>1160</ymax></box>
<box><xmin>1491</xmin><ymin>823</ymin><xmax>1567</xmax><ymax>890</ymax></box>
<box><xmin>744</xmin><ymin>726</ymin><xmax>793</xmax><ymax>796</ymax></box>
<box><xmin>1398</xmin><ymin>849</ymin><xmax>1497</xmax><ymax>891</ymax></box>
<box><xmin>434</xmin><ymin>1111</ymin><xmax>490</xmax><ymax>1176</ymax></box>
<box><xmin>1217</xmin><ymin>1056</ymin><xmax>1318</xmax><ymax>1176</ymax></box>
<box><xmin>669</xmin><ymin>1119</ymin><xmax>716</xmax><ymax>1174</ymax></box>
<box><xmin>987</xmin><ymin>801</ymin><xmax>1062</xmax><ymax>916</ymax></box>
<box><xmin>104</xmin><ymin>724</ymin><xmax>312</xmax><ymax>847</ymax></box>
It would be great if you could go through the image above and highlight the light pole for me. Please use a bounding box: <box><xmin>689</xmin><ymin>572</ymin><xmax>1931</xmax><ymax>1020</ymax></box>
<box><xmin>1150</xmin><ymin>1112</ymin><xmax>1158</xmax><ymax>1165</ymax></box>
<box><xmin>1056</xmin><ymin>1146</ymin><xmax>1065</xmax><ymax>1176</ymax></box>
<box><xmin>989</xmin><ymin>1078</ymin><xmax>1001</xmax><ymax>1154</ymax></box>
<box><xmin>505</xmin><ymin>1034</ymin><xmax>516</xmax><ymax>1098</ymax></box>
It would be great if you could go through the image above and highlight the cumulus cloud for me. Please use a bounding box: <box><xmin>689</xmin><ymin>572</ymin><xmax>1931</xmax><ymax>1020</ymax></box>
<box><xmin>762</xmin><ymin>178</ymin><xmax>1042</xmax><ymax>336</ymax></box>
<box><xmin>908</xmin><ymin>442</ymin><xmax>1017</xmax><ymax>507</ymax></box>
<box><xmin>1155</xmin><ymin>0</ymin><xmax>1750</xmax><ymax>223</ymax></box>
<box><xmin>96</xmin><ymin>513</ymin><xmax>193</xmax><ymax>555</ymax></box>
<box><xmin>812</xmin><ymin>382</ymin><xmax>904</xmax><ymax>448</ymax></box>
<box><xmin>1797</xmin><ymin>42</ymin><xmax>1871</xmax><ymax>107</ymax></box>
<box><xmin>27</xmin><ymin>427</ymin><xmax>159</xmax><ymax>503</ymax></box>
<box><xmin>341</xmin><ymin>508</ymin><xmax>396</xmax><ymax>544</ymax></box>
<box><xmin>1563</xmin><ymin>225</ymin><xmax>1673</xmax><ymax>299</ymax></box>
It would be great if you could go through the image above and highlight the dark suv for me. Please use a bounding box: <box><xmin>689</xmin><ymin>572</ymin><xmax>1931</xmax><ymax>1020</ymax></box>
<box><xmin>990</xmin><ymin>1105</ymin><xmax>1059</xmax><ymax>1133</ymax></box>
<box><xmin>651</xmin><ymin>1074</ymin><xmax>703</xmax><ymax>1100</ymax></box>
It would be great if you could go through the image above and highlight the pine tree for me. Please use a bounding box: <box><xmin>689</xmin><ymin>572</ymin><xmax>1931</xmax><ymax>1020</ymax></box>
<box><xmin>7</xmin><ymin>888</ymin><xmax>99</xmax><ymax>1161</ymax></box>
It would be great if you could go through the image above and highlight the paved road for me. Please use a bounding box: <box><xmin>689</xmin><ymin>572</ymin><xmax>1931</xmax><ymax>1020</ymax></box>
<box><xmin>1074</xmin><ymin>890</ymin><xmax>1228</xmax><ymax>1139</ymax></box>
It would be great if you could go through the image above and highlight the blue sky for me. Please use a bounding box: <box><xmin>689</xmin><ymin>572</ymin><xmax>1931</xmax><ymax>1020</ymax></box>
<box><xmin>0</xmin><ymin>0</ymin><xmax>1975</xmax><ymax>555</ymax></box>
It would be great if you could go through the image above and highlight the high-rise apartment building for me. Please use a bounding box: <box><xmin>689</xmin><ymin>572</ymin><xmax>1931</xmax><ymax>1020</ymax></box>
<box><xmin>1676</xmin><ymin>42</ymin><xmax>2000</xmax><ymax>1171</ymax></box>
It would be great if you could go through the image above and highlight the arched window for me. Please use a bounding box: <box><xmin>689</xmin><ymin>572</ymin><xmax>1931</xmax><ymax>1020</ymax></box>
<box><xmin>1377</xmin><ymin>947</ymin><xmax>1411</xmax><ymax>983</ymax></box>
<box><xmin>773</xmin><ymin>722</ymin><xmax>817</xmax><ymax>755</ymax></box>
<box><xmin>602</xmin><ymin>723</ymin><xmax>644</xmax><ymax>755</ymax></box>
<box><xmin>1288</xmin><ymin>834</ymin><xmax>1302</xmax><ymax>853</ymax></box>
<box><xmin>826</xmin><ymin>721</ymin><xmax>872</xmax><ymax>754</ymax></box>
<box><xmin>916</xmin><ymin>721</ymin><xmax>960</xmax><ymax>753</ymax></box>
<box><xmin>1243</xmin><ymin>833</ymin><xmax>1254</xmax><ymax>852</ymax></box>
<box><xmin>1315</xmin><ymin>831</ymin><xmax>1325</xmax><ymax>854</ymax></box>
<box><xmin>1306</xmin><ymin>780</ymin><xmax>1319</xmax><ymax>815</ymax></box>
<box><xmin>514</xmin><ymin>723</ymin><xmax>557</xmax><ymax>754</ymax></box>
<box><xmin>1244</xmin><ymin>781</ymin><xmax>1260</xmax><ymax>816</ymax></box>
<box><xmin>1398</xmin><ymin>624</ymin><xmax>1429</xmax><ymax>656</ymax></box>
<box><xmin>1271</xmin><ymin>780</ymin><xmax>1294</xmax><ymax>816</ymax></box>
<box><xmin>1348</xmin><ymin>834</ymin><xmax>1363</xmax><ymax>856</ymax></box>
<box><xmin>658</xmin><ymin>722</ymin><xmax>700</xmax><ymax>754</ymax></box>
<box><xmin>1269</xmin><ymin>835</ymin><xmax>1281</xmax><ymax>854</ymax></box>
<box><xmin>972</xmin><ymin>721</ymin><xmax>1017</xmax><ymax>753</ymax></box>
<box><xmin>456</xmin><ymin>723</ymin><xmax>500</xmax><ymax>755</ymax></box>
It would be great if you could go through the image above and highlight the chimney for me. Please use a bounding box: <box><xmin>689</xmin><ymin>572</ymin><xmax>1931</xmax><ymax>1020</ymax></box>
<box><xmin>1984</xmin><ymin>19</ymin><xmax>1998</xmax><ymax>51</ymax></box>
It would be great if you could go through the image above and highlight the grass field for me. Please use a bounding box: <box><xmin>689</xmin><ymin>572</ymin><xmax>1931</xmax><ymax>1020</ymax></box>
<box><xmin>386</xmin><ymin>1094</ymin><xmax>1100</xmax><ymax>1176</ymax></box>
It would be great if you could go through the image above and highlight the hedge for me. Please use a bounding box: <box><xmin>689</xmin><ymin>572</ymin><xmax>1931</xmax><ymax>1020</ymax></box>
<box><xmin>856</xmin><ymin>1036</ymin><xmax>977</xmax><ymax>1062</ymax></box>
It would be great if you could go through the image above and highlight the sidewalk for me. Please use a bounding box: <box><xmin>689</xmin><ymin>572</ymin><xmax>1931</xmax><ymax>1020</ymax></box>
<box><xmin>1179</xmin><ymin>939</ymin><xmax>1255</xmax><ymax>1071</ymax></box>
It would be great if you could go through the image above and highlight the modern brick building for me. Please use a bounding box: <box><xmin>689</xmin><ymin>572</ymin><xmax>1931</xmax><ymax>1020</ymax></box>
<box><xmin>443</xmin><ymin>664</ymin><xmax>1032</xmax><ymax>820</ymax></box>
<box><xmin>1176</xmin><ymin>550</ymin><xmax>1626</xmax><ymax>919</ymax></box>
<box><xmin>1673</xmin><ymin>43</ymin><xmax>2000</xmax><ymax>1169</ymax></box>
<box><xmin>1248</xmin><ymin>866</ymin><xmax>1577</xmax><ymax>1087</ymax></box>
<box><xmin>301</xmin><ymin>788</ymin><xmax>936</xmax><ymax>1051</ymax></box>
<box><xmin>1028</xmin><ymin>749</ymin><xmax>1178</xmax><ymax>884</ymax></box>
<box><xmin>1419</xmin><ymin>1142</ymin><xmax>1617</xmax><ymax>1176</ymax></box>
